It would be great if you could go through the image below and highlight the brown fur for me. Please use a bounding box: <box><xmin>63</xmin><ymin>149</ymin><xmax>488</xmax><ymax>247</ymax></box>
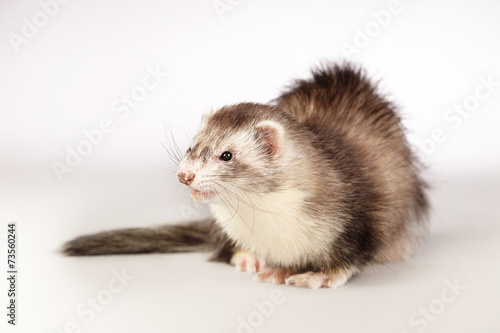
<box><xmin>276</xmin><ymin>64</ymin><xmax>429</xmax><ymax>264</ymax></box>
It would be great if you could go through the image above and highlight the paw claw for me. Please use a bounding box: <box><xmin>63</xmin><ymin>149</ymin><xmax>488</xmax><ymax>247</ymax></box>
<box><xmin>255</xmin><ymin>267</ymin><xmax>288</xmax><ymax>284</ymax></box>
<box><xmin>230</xmin><ymin>251</ymin><xmax>266</xmax><ymax>273</ymax></box>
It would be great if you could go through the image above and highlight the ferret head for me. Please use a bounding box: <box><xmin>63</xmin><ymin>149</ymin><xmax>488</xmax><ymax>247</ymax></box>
<box><xmin>177</xmin><ymin>103</ymin><xmax>290</xmax><ymax>202</ymax></box>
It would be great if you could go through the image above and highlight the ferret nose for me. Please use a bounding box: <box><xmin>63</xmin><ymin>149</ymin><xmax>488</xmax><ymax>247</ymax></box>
<box><xmin>178</xmin><ymin>172</ymin><xmax>195</xmax><ymax>185</ymax></box>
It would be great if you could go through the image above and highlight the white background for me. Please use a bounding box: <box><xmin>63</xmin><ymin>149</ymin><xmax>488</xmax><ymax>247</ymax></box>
<box><xmin>1</xmin><ymin>0</ymin><xmax>499</xmax><ymax>332</ymax></box>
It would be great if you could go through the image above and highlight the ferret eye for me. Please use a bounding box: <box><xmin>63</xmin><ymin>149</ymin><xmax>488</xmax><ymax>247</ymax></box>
<box><xmin>220</xmin><ymin>151</ymin><xmax>232</xmax><ymax>161</ymax></box>
<box><xmin>186</xmin><ymin>147</ymin><xmax>192</xmax><ymax>153</ymax></box>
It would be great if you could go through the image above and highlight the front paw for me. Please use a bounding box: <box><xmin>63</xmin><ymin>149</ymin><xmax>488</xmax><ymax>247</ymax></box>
<box><xmin>230</xmin><ymin>250</ymin><xmax>266</xmax><ymax>273</ymax></box>
<box><xmin>254</xmin><ymin>267</ymin><xmax>290</xmax><ymax>284</ymax></box>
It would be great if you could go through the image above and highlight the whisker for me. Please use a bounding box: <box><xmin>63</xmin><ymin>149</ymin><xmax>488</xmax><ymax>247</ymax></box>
<box><xmin>171</xmin><ymin>123</ymin><xmax>193</xmax><ymax>150</ymax></box>
<box><xmin>212</xmin><ymin>181</ymin><xmax>279</xmax><ymax>215</ymax></box>
<box><xmin>162</xmin><ymin>120</ymin><xmax>184</xmax><ymax>163</ymax></box>
<box><xmin>234</xmin><ymin>186</ymin><xmax>256</xmax><ymax>232</ymax></box>
<box><xmin>216</xmin><ymin>185</ymin><xmax>252</xmax><ymax>231</ymax></box>
<box><xmin>213</xmin><ymin>186</ymin><xmax>252</xmax><ymax>232</ymax></box>
<box><xmin>154</xmin><ymin>138</ymin><xmax>181</xmax><ymax>167</ymax></box>
<box><xmin>167</xmin><ymin>123</ymin><xmax>184</xmax><ymax>162</ymax></box>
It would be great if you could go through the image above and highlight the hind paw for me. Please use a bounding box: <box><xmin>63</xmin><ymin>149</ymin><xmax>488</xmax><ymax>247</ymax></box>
<box><xmin>285</xmin><ymin>268</ymin><xmax>357</xmax><ymax>289</ymax></box>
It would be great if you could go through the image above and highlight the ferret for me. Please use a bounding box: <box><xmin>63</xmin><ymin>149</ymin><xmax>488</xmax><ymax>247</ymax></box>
<box><xmin>63</xmin><ymin>64</ymin><xmax>429</xmax><ymax>289</ymax></box>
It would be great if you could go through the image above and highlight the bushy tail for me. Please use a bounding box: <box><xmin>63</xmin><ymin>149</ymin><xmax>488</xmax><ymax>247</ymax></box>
<box><xmin>62</xmin><ymin>220</ymin><xmax>213</xmax><ymax>256</ymax></box>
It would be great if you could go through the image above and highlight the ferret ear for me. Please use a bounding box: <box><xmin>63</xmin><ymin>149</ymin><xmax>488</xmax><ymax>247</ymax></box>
<box><xmin>201</xmin><ymin>106</ymin><xmax>216</xmax><ymax>125</ymax></box>
<box><xmin>254</xmin><ymin>120</ymin><xmax>284</xmax><ymax>157</ymax></box>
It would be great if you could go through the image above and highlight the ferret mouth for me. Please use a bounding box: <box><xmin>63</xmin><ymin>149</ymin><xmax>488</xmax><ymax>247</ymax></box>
<box><xmin>190</xmin><ymin>189</ymin><xmax>215</xmax><ymax>201</ymax></box>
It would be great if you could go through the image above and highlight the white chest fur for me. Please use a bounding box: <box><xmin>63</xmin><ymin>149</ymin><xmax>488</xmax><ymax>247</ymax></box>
<box><xmin>210</xmin><ymin>189</ymin><xmax>335</xmax><ymax>267</ymax></box>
